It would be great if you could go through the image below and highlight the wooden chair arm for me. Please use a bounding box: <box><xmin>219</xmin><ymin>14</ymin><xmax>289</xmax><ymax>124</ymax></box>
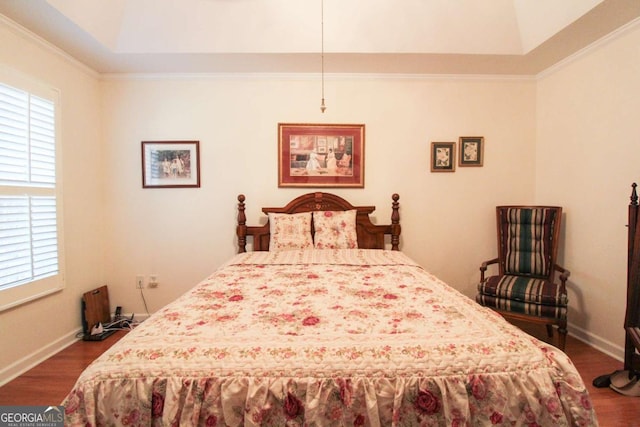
<box><xmin>480</xmin><ymin>258</ymin><xmax>499</xmax><ymax>281</ymax></box>
<box><xmin>555</xmin><ymin>264</ymin><xmax>570</xmax><ymax>293</ymax></box>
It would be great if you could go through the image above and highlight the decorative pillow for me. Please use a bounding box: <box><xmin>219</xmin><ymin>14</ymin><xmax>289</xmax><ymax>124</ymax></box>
<box><xmin>313</xmin><ymin>210</ymin><xmax>358</xmax><ymax>249</ymax></box>
<box><xmin>268</xmin><ymin>212</ymin><xmax>313</xmax><ymax>251</ymax></box>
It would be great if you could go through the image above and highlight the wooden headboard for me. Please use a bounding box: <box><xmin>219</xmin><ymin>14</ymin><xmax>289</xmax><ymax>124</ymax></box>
<box><xmin>236</xmin><ymin>192</ymin><xmax>400</xmax><ymax>252</ymax></box>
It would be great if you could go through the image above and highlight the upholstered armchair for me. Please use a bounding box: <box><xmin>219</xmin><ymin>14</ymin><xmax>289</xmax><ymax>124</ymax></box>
<box><xmin>476</xmin><ymin>206</ymin><xmax>570</xmax><ymax>350</ymax></box>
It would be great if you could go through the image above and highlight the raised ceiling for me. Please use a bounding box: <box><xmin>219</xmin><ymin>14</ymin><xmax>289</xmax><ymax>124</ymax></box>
<box><xmin>1</xmin><ymin>0</ymin><xmax>639</xmax><ymax>75</ymax></box>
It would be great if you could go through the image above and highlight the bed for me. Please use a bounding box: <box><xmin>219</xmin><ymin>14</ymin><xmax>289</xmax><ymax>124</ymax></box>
<box><xmin>63</xmin><ymin>192</ymin><xmax>597</xmax><ymax>426</ymax></box>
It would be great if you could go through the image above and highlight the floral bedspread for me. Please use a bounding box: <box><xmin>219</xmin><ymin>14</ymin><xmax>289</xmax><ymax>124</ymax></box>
<box><xmin>63</xmin><ymin>250</ymin><xmax>597</xmax><ymax>426</ymax></box>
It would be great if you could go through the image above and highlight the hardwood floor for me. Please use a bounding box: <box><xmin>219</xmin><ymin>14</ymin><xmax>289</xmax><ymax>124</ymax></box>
<box><xmin>0</xmin><ymin>331</ymin><xmax>127</xmax><ymax>406</ymax></box>
<box><xmin>562</xmin><ymin>336</ymin><xmax>639</xmax><ymax>426</ymax></box>
<box><xmin>513</xmin><ymin>322</ymin><xmax>640</xmax><ymax>427</ymax></box>
<box><xmin>0</xmin><ymin>328</ymin><xmax>638</xmax><ymax>426</ymax></box>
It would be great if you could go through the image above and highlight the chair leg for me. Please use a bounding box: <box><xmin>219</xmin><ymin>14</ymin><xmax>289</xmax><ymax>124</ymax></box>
<box><xmin>545</xmin><ymin>324</ymin><xmax>554</xmax><ymax>338</ymax></box>
<box><xmin>557</xmin><ymin>325</ymin><xmax>567</xmax><ymax>351</ymax></box>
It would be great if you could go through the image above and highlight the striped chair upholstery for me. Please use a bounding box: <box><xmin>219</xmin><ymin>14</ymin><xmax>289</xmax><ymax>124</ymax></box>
<box><xmin>502</xmin><ymin>207</ymin><xmax>556</xmax><ymax>276</ymax></box>
<box><xmin>477</xmin><ymin>206</ymin><xmax>570</xmax><ymax>349</ymax></box>
<box><xmin>477</xmin><ymin>276</ymin><xmax>567</xmax><ymax>319</ymax></box>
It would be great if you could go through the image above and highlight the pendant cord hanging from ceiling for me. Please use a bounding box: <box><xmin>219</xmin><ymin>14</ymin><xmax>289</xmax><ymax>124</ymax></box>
<box><xmin>320</xmin><ymin>0</ymin><xmax>326</xmax><ymax>113</ymax></box>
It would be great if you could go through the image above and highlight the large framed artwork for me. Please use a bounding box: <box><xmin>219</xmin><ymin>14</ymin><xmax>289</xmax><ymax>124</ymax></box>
<box><xmin>142</xmin><ymin>140</ymin><xmax>200</xmax><ymax>188</ymax></box>
<box><xmin>278</xmin><ymin>123</ymin><xmax>365</xmax><ymax>188</ymax></box>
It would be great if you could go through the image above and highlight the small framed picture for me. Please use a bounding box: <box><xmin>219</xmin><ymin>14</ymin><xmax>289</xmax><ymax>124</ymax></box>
<box><xmin>430</xmin><ymin>142</ymin><xmax>456</xmax><ymax>172</ymax></box>
<box><xmin>459</xmin><ymin>136</ymin><xmax>484</xmax><ymax>167</ymax></box>
<box><xmin>141</xmin><ymin>141</ymin><xmax>200</xmax><ymax>188</ymax></box>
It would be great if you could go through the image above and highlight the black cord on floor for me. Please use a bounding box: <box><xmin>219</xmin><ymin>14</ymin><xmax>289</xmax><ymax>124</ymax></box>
<box><xmin>139</xmin><ymin>287</ymin><xmax>150</xmax><ymax>316</ymax></box>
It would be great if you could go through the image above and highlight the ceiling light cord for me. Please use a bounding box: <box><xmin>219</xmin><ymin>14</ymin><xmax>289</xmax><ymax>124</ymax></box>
<box><xmin>320</xmin><ymin>0</ymin><xmax>326</xmax><ymax>113</ymax></box>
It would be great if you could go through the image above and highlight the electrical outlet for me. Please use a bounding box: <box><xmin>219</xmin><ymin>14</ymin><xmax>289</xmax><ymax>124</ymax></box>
<box><xmin>136</xmin><ymin>275</ymin><xmax>144</xmax><ymax>289</ymax></box>
<box><xmin>149</xmin><ymin>274</ymin><xmax>158</xmax><ymax>288</ymax></box>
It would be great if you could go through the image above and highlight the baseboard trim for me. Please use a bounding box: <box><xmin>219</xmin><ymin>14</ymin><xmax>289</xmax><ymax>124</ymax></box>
<box><xmin>569</xmin><ymin>322</ymin><xmax>624</xmax><ymax>362</ymax></box>
<box><xmin>0</xmin><ymin>328</ymin><xmax>81</xmax><ymax>387</ymax></box>
<box><xmin>0</xmin><ymin>313</ymin><xmax>150</xmax><ymax>387</ymax></box>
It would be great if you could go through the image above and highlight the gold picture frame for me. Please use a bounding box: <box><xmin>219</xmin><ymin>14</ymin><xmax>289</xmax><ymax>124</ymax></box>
<box><xmin>459</xmin><ymin>136</ymin><xmax>484</xmax><ymax>167</ymax></box>
<box><xmin>278</xmin><ymin>123</ymin><xmax>365</xmax><ymax>187</ymax></box>
<box><xmin>430</xmin><ymin>142</ymin><xmax>456</xmax><ymax>172</ymax></box>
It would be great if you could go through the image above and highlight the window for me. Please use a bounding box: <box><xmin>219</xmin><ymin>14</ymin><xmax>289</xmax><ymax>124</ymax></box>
<box><xmin>0</xmin><ymin>70</ymin><xmax>64</xmax><ymax>311</ymax></box>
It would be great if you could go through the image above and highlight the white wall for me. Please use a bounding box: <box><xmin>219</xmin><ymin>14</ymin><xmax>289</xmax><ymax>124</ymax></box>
<box><xmin>536</xmin><ymin>22</ymin><xmax>640</xmax><ymax>356</ymax></box>
<box><xmin>100</xmin><ymin>75</ymin><xmax>536</xmax><ymax>314</ymax></box>
<box><xmin>0</xmin><ymin>17</ymin><xmax>103</xmax><ymax>381</ymax></box>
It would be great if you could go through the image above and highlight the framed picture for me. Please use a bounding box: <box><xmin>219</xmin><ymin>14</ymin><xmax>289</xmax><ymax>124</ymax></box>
<box><xmin>430</xmin><ymin>142</ymin><xmax>456</xmax><ymax>172</ymax></box>
<box><xmin>141</xmin><ymin>140</ymin><xmax>200</xmax><ymax>188</ymax></box>
<box><xmin>278</xmin><ymin>123</ymin><xmax>365</xmax><ymax>187</ymax></box>
<box><xmin>459</xmin><ymin>136</ymin><xmax>484</xmax><ymax>167</ymax></box>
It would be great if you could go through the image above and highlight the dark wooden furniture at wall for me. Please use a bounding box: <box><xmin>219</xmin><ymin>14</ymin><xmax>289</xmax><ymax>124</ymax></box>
<box><xmin>477</xmin><ymin>206</ymin><xmax>570</xmax><ymax>350</ymax></box>
<box><xmin>625</xmin><ymin>183</ymin><xmax>640</xmax><ymax>374</ymax></box>
<box><xmin>236</xmin><ymin>192</ymin><xmax>400</xmax><ymax>252</ymax></box>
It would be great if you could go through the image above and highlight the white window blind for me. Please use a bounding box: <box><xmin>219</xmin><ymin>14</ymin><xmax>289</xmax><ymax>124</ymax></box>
<box><xmin>0</xmin><ymin>74</ymin><xmax>64</xmax><ymax>311</ymax></box>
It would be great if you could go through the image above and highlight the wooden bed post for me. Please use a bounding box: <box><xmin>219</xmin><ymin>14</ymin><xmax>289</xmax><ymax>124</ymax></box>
<box><xmin>237</xmin><ymin>194</ymin><xmax>247</xmax><ymax>253</ymax></box>
<box><xmin>391</xmin><ymin>193</ymin><xmax>401</xmax><ymax>251</ymax></box>
<box><xmin>629</xmin><ymin>183</ymin><xmax>638</xmax><ymax>275</ymax></box>
<box><xmin>625</xmin><ymin>183</ymin><xmax>639</xmax><ymax>373</ymax></box>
